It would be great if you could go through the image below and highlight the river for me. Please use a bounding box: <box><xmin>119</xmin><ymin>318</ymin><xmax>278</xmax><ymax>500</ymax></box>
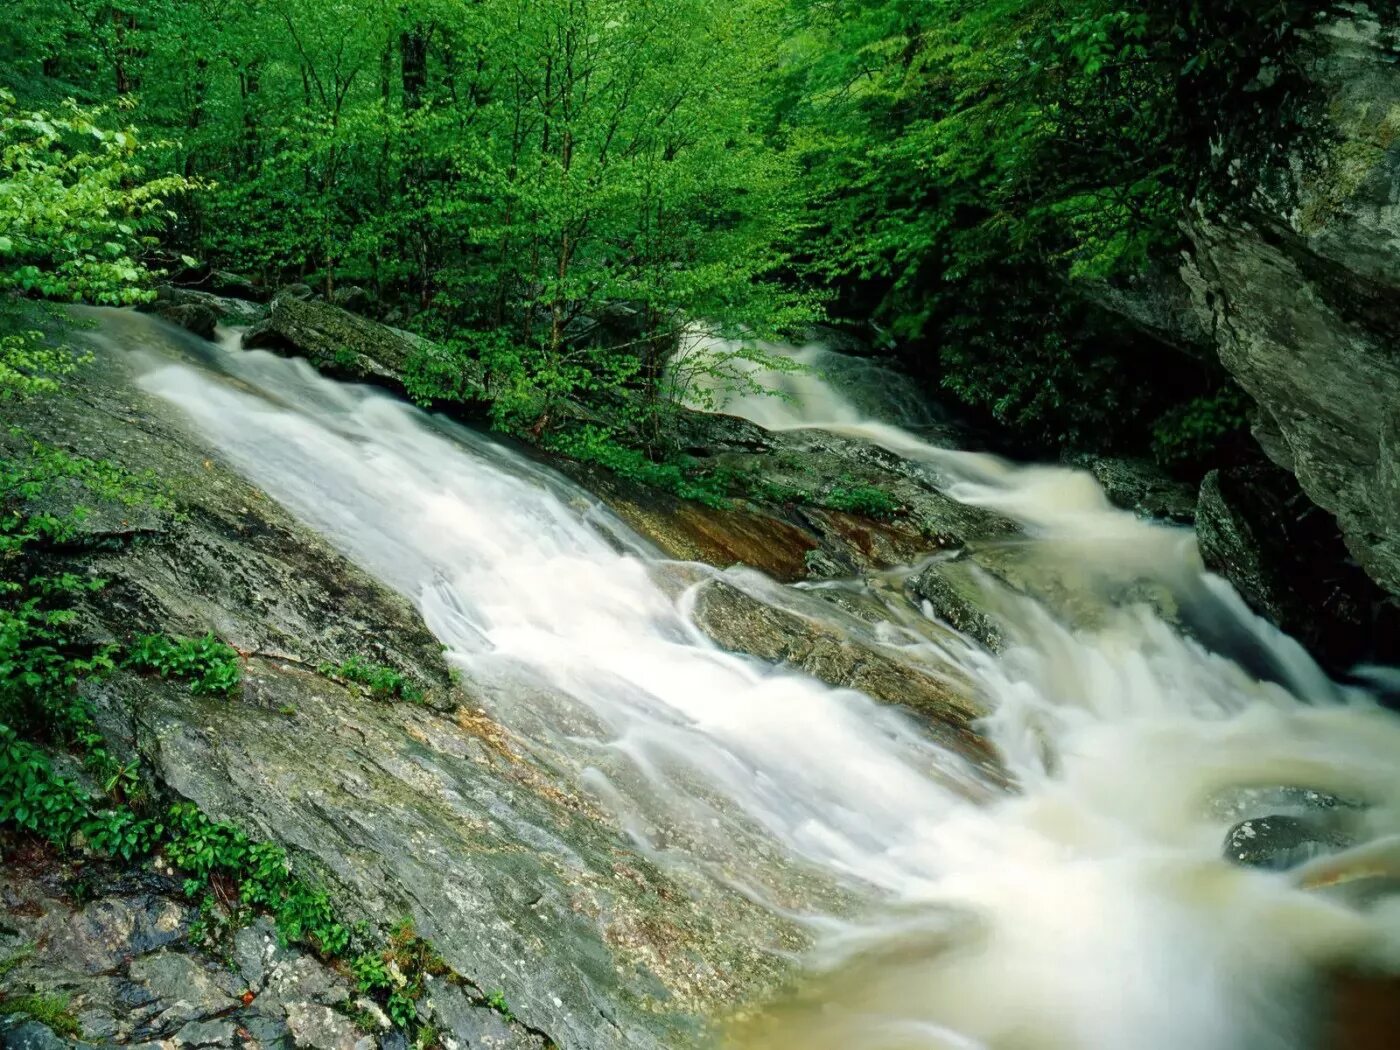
<box><xmin>110</xmin><ymin>317</ymin><xmax>1400</xmax><ymax>1049</ymax></box>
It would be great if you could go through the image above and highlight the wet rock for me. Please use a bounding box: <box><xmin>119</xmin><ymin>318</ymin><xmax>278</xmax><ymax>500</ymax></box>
<box><xmin>688</xmin><ymin>578</ymin><xmax>995</xmax><ymax>773</ymax></box>
<box><xmin>128</xmin><ymin>952</ymin><xmax>238</xmax><ymax>1033</ymax></box>
<box><xmin>263</xmin><ymin>954</ymin><xmax>350</xmax><ymax>1009</ymax></box>
<box><xmin>280</xmin><ymin>284</ymin><xmax>314</xmax><ymax>301</ymax></box>
<box><xmin>329</xmin><ymin>286</ymin><xmax>372</xmax><ymax>314</ymax></box>
<box><xmin>1197</xmin><ymin>462</ymin><xmax>1400</xmax><ymax>670</ymax></box>
<box><xmin>154</xmin><ymin>285</ymin><xmax>269</xmax><ymax>326</ymax></box>
<box><xmin>239</xmin><ymin>1009</ymin><xmax>293</xmax><ymax>1048</ymax></box>
<box><xmin>1061</xmin><ymin>452</ymin><xmax>1197</xmax><ymax>524</ymax></box>
<box><xmin>1208</xmin><ymin>785</ymin><xmax>1361</xmax><ymax>824</ymax></box>
<box><xmin>244</xmin><ymin>296</ymin><xmax>483</xmax><ymax>399</ymax></box>
<box><xmin>1224</xmin><ymin>815</ymin><xmax>1356</xmax><ymax>871</ymax></box>
<box><xmin>0</xmin><ymin>1021</ymin><xmax>70</xmax><ymax>1050</ymax></box>
<box><xmin>7</xmin><ymin>317</ymin><xmax>809</xmax><ymax>1050</ymax></box>
<box><xmin>282</xmin><ymin>1003</ymin><xmax>371</xmax><ymax>1050</ymax></box>
<box><xmin>45</xmin><ymin>894</ymin><xmax>191</xmax><ymax>975</ymax></box>
<box><xmin>566</xmin><ymin>414</ymin><xmax>1016</xmax><ymax>585</ymax></box>
<box><xmin>139</xmin><ymin>300</ymin><xmax>220</xmax><ymax>340</ymax></box>
<box><xmin>233</xmin><ymin>919</ymin><xmax>277</xmax><ymax>993</ymax></box>
<box><xmin>906</xmin><ymin>561</ymin><xmax>1002</xmax><ymax>652</ymax></box>
<box><xmin>425</xmin><ymin>984</ymin><xmax>545</xmax><ymax>1050</ymax></box>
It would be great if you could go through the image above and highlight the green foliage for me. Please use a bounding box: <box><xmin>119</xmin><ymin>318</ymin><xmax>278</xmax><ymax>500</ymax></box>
<box><xmin>545</xmin><ymin>425</ymin><xmax>733</xmax><ymax>509</ymax></box>
<box><xmin>0</xmin><ymin>89</ymin><xmax>192</xmax><ymax>399</ymax></box>
<box><xmin>0</xmin><ymin>992</ymin><xmax>81</xmax><ymax>1036</ymax></box>
<box><xmin>349</xmin><ymin>919</ymin><xmax>447</xmax><ymax>1029</ymax></box>
<box><xmin>0</xmin><ymin>944</ymin><xmax>32</xmax><ymax>980</ymax></box>
<box><xmin>821</xmin><ymin>483</ymin><xmax>900</xmax><ymax>521</ymax></box>
<box><xmin>782</xmin><ymin>0</ymin><xmax>1359</xmax><ymax>451</ymax></box>
<box><xmin>485</xmin><ymin>990</ymin><xmax>514</xmax><ymax>1022</ymax></box>
<box><xmin>125</xmin><ymin>633</ymin><xmax>241</xmax><ymax>697</ymax></box>
<box><xmin>317</xmin><ymin>655</ymin><xmax>422</xmax><ymax>704</ymax></box>
<box><xmin>165</xmin><ymin>802</ymin><xmax>352</xmax><ymax>956</ymax></box>
<box><xmin>1151</xmin><ymin>387</ymin><xmax>1251</xmax><ymax>470</ymax></box>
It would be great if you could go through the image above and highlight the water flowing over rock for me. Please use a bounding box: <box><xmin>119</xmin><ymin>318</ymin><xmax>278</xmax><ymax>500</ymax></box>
<box><xmin>3</xmin><ymin>327</ymin><xmax>815</xmax><ymax>1049</ymax></box>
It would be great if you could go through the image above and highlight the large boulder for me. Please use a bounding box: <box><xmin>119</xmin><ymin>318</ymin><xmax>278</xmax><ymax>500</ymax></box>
<box><xmin>244</xmin><ymin>295</ymin><xmax>420</xmax><ymax>384</ymax></box>
<box><xmin>137</xmin><ymin>299</ymin><xmax>220</xmax><ymax>339</ymax></box>
<box><xmin>1184</xmin><ymin>9</ymin><xmax>1400</xmax><ymax>600</ymax></box>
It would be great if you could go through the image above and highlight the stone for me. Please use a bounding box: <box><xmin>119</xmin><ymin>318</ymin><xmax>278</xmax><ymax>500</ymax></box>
<box><xmin>139</xmin><ymin>300</ymin><xmax>220</xmax><ymax>339</ymax></box>
<box><xmin>155</xmin><ymin>285</ymin><xmax>269</xmax><ymax>325</ymax></box>
<box><xmin>906</xmin><ymin>561</ymin><xmax>1002</xmax><ymax>653</ymax></box>
<box><xmin>1061</xmin><ymin>452</ymin><xmax>1197</xmax><ymax>524</ymax></box>
<box><xmin>244</xmin><ymin>295</ymin><xmax>484</xmax><ymax>399</ymax></box>
<box><xmin>263</xmin><ymin>955</ymin><xmax>349</xmax><ymax>1009</ymax></box>
<box><xmin>425</xmin><ymin>984</ymin><xmax>544</xmax><ymax>1050</ymax></box>
<box><xmin>233</xmin><ymin>920</ymin><xmax>277</xmax><ymax>993</ymax></box>
<box><xmin>0</xmin><ymin>1021</ymin><xmax>70</xmax><ymax>1050</ymax></box>
<box><xmin>239</xmin><ymin>1010</ymin><xmax>293</xmax><ymax>1048</ymax></box>
<box><xmin>1184</xmin><ymin>8</ymin><xmax>1400</xmax><ymax>601</ymax></box>
<box><xmin>1224</xmin><ymin>815</ymin><xmax>1356</xmax><ymax>871</ymax></box>
<box><xmin>329</xmin><ymin>286</ymin><xmax>372</xmax><ymax>314</ymax></box>
<box><xmin>44</xmin><ymin>895</ymin><xmax>190</xmax><ymax>975</ymax></box>
<box><xmin>1196</xmin><ymin>462</ymin><xmax>1400</xmax><ymax>670</ymax></box>
<box><xmin>128</xmin><ymin>952</ymin><xmax>238</xmax><ymax>1032</ymax></box>
<box><xmin>687</xmin><ymin>578</ymin><xmax>998</xmax><ymax>777</ymax></box>
<box><xmin>7</xmin><ymin>310</ymin><xmax>812</xmax><ymax>1050</ymax></box>
<box><xmin>282</xmin><ymin>1003</ymin><xmax>372</xmax><ymax>1050</ymax></box>
<box><xmin>174</xmin><ymin>1019</ymin><xmax>238</xmax><ymax>1047</ymax></box>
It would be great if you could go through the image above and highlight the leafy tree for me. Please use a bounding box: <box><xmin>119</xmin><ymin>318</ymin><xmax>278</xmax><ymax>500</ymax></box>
<box><xmin>0</xmin><ymin>89</ymin><xmax>190</xmax><ymax>397</ymax></box>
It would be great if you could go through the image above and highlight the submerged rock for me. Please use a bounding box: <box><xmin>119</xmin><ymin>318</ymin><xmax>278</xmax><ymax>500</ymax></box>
<box><xmin>1061</xmin><ymin>452</ymin><xmax>1197</xmax><ymax>524</ymax></box>
<box><xmin>1224</xmin><ymin>815</ymin><xmax>1356</xmax><ymax>871</ymax></box>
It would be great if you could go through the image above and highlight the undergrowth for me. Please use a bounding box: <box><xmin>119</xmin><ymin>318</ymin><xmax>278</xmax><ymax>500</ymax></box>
<box><xmin>318</xmin><ymin>655</ymin><xmax>423</xmax><ymax>704</ymax></box>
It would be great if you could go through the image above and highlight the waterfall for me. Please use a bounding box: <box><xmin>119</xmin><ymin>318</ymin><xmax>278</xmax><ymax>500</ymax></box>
<box><xmin>103</xmin><ymin>313</ymin><xmax>1400</xmax><ymax>1049</ymax></box>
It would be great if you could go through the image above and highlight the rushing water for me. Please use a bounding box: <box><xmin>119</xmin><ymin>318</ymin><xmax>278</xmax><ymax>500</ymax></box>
<box><xmin>105</xmin><ymin>314</ymin><xmax>1400</xmax><ymax>1049</ymax></box>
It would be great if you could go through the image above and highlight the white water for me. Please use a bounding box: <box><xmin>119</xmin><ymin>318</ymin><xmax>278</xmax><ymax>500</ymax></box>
<box><xmin>113</xmin><ymin>317</ymin><xmax>1400</xmax><ymax>1049</ymax></box>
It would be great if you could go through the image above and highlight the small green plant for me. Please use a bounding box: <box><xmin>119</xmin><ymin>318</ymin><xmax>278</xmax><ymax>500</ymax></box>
<box><xmin>348</xmin><ymin>918</ymin><xmax>447</xmax><ymax>1030</ymax></box>
<box><xmin>0</xmin><ymin>943</ymin><xmax>33</xmax><ymax>979</ymax></box>
<box><xmin>0</xmin><ymin>993</ymin><xmax>82</xmax><ymax>1036</ymax></box>
<box><xmin>485</xmin><ymin>989</ymin><xmax>515</xmax><ymax>1022</ymax></box>
<box><xmin>125</xmin><ymin>633</ymin><xmax>241</xmax><ymax>697</ymax></box>
<box><xmin>820</xmin><ymin>483</ymin><xmax>901</xmax><ymax>520</ymax></box>
<box><xmin>317</xmin><ymin>656</ymin><xmax>423</xmax><ymax>704</ymax></box>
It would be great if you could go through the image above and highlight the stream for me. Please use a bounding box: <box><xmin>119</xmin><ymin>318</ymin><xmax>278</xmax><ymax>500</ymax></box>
<box><xmin>104</xmin><ymin>316</ymin><xmax>1400</xmax><ymax>1049</ymax></box>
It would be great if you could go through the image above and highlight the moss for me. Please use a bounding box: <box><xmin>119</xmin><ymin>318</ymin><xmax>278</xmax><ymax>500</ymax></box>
<box><xmin>0</xmin><ymin>993</ymin><xmax>82</xmax><ymax>1037</ymax></box>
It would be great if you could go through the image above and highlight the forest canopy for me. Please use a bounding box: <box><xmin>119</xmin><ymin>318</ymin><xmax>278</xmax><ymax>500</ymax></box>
<box><xmin>0</xmin><ymin>0</ymin><xmax>1349</xmax><ymax>467</ymax></box>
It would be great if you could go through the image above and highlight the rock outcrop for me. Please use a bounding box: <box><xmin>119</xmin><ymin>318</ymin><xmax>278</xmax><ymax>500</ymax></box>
<box><xmin>1184</xmin><ymin>9</ymin><xmax>1400</xmax><ymax>602</ymax></box>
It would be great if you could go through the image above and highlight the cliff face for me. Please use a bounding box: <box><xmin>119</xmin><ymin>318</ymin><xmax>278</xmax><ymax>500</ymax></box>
<box><xmin>1183</xmin><ymin>8</ymin><xmax>1400</xmax><ymax>601</ymax></box>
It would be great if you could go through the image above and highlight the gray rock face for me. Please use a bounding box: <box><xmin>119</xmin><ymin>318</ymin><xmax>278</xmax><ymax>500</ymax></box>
<box><xmin>1184</xmin><ymin>10</ymin><xmax>1400</xmax><ymax>599</ymax></box>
